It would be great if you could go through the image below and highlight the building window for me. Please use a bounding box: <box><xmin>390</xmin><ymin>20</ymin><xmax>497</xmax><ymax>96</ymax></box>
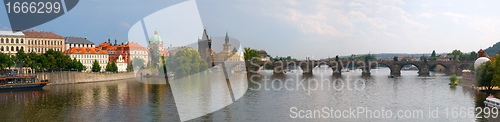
<box><xmin>6</xmin><ymin>46</ymin><xmax>8</xmax><ymax>51</ymax></box>
<box><xmin>0</xmin><ymin>46</ymin><xmax>3</xmax><ymax>51</ymax></box>
<box><xmin>11</xmin><ymin>38</ymin><xmax>13</xmax><ymax>43</ymax></box>
<box><xmin>0</xmin><ymin>38</ymin><xmax>3</xmax><ymax>43</ymax></box>
<box><xmin>11</xmin><ymin>47</ymin><xmax>14</xmax><ymax>51</ymax></box>
<box><xmin>20</xmin><ymin>39</ymin><xmax>23</xmax><ymax>43</ymax></box>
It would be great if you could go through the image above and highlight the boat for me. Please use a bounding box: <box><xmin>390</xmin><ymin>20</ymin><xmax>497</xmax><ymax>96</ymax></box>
<box><xmin>0</xmin><ymin>75</ymin><xmax>50</xmax><ymax>90</ymax></box>
<box><xmin>484</xmin><ymin>94</ymin><xmax>500</xmax><ymax>108</ymax></box>
<box><xmin>341</xmin><ymin>68</ymin><xmax>350</xmax><ymax>72</ymax></box>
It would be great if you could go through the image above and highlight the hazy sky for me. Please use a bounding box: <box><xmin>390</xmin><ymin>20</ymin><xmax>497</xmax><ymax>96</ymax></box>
<box><xmin>1</xmin><ymin>0</ymin><xmax>500</xmax><ymax>59</ymax></box>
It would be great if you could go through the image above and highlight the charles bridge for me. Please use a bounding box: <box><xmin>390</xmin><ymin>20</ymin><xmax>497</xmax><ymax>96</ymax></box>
<box><xmin>244</xmin><ymin>60</ymin><xmax>473</xmax><ymax>76</ymax></box>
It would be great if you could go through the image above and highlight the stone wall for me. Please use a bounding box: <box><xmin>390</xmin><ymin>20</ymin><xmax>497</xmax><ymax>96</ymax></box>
<box><xmin>36</xmin><ymin>71</ymin><xmax>136</xmax><ymax>85</ymax></box>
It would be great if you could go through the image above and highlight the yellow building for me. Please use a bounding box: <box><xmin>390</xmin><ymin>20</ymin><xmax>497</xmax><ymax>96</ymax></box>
<box><xmin>23</xmin><ymin>30</ymin><xmax>65</xmax><ymax>54</ymax></box>
<box><xmin>0</xmin><ymin>31</ymin><xmax>25</xmax><ymax>55</ymax></box>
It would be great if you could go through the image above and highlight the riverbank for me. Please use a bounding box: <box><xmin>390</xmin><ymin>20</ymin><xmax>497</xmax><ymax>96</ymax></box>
<box><xmin>36</xmin><ymin>71</ymin><xmax>136</xmax><ymax>85</ymax></box>
<box><xmin>458</xmin><ymin>78</ymin><xmax>500</xmax><ymax>90</ymax></box>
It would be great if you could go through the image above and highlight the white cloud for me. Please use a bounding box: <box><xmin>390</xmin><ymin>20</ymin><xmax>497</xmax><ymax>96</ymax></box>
<box><xmin>421</xmin><ymin>4</ymin><xmax>431</xmax><ymax>7</ymax></box>
<box><xmin>443</xmin><ymin>12</ymin><xmax>466</xmax><ymax>23</ymax></box>
<box><xmin>120</xmin><ymin>22</ymin><xmax>131</xmax><ymax>28</ymax></box>
<box><xmin>419</xmin><ymin>13</ymin><xmax>434</xmax><ymax>18</ymax></box>
<box><xmin>348</xmin><ymin>2</ymin><xmax>362</xmax><ymax>7</ymax></box>
<box><xmin>478</xmin><ymin>5</ymin><xmax>486</xmax><ymax>8</ymax></box>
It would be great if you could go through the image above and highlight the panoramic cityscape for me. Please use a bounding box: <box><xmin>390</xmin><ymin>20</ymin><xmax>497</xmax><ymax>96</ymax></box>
<box><xmin>2</xmin><ymin>0</ymin><xmax>500</xmax><ymax>121</ymax></box>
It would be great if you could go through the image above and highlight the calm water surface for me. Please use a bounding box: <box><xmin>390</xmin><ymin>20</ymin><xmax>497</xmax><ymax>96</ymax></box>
<box><xmin>0</xmin><ymin>68</ymin><xmax>496</xmax><ymax>121</ymax></box>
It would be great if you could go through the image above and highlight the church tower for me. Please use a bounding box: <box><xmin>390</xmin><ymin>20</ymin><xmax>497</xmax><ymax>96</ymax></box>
<box><xmin>198</xmin><ymin>28</ymin><xmax>213</xmax><ymax>67</ymax></box>
<box><xmin>223</xmin><ymin>31</ymin><xmax>231</xmax><ymax>53</ymax></box>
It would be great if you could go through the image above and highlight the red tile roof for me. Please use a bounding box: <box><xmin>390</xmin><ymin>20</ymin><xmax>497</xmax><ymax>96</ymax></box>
<box><xmin>22</xmin><ymin>31</ymin><xmax>65</xmax><ymax>39</ymax></box>
<box><xmin>63</xmin><ymin>47</ymin><xmax>109</xmax><ymax>54</ymax></box>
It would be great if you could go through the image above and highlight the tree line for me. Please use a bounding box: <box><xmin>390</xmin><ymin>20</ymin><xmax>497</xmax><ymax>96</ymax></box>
<box><xmin>0</xmin><ymin>49</ymin><xmax>86</xmax><ymax>72</ymax></box>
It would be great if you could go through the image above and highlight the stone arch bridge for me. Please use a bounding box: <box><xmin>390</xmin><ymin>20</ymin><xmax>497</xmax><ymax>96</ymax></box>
<box><xmin>245</xmin><ymin>60</ymin><xmax>473</xmax><ymax>76</ymax></box>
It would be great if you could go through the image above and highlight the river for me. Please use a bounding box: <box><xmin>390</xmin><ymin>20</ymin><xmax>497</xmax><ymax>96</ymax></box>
<box><xmin>0</xmin><ymin>67</ymin><xmax>496</xmax><ymax>121</ymax></box>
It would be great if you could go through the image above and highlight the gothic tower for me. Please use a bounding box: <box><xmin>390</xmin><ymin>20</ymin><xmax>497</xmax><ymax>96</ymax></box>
<box><xmin>198</xmin><ymin>28</ymin><xmax>213</xmax><ymax>67</ymax></box>
<box><xmin>223</xmin><ymin>31</ymin><xmax>231</xmax><ymax>53</ymax></box>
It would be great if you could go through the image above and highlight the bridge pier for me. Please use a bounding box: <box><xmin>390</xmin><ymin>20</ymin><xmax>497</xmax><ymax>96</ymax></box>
<box><xmin>299</xmin><ymin>62</ymin><xmax>315</xmax><ymax>74</ymax></box>
<box><xmin>390</xmin><ymin>65</ymin><xmax>401</xmax><ymax>76</ymax></box>
<box><xmin>273</xmin><ymin>61</ymin><xmax>286</xmax><ymax>75</ymax></box>
<box><xmin>418</xmin><ymin>65</ymin><xmax>430</xmax><ymax>76</ymax></box>
<box><xmin>330</xmin><ymin>61</ymin><xmax>342</xmax><ymax>76</ymax></box>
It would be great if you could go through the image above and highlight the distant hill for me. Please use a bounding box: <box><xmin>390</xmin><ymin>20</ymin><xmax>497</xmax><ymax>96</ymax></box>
<box><xmin>484</xmin><ymin>41</ymin><xmax>500</xmax><ymax>56</ymax></box>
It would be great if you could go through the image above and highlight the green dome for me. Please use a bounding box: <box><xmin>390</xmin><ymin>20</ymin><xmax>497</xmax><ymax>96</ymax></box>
<box><xmin>149</xmin><ymin>30</ymin><xmax>162</xmax><ymax>42</ymax></box>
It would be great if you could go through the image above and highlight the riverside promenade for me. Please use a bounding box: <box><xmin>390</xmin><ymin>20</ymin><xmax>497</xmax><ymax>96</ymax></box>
<box><xmin>36</xmin><ymin>71</ymin><xmax>136</xmax><ymax>85</ymax></box>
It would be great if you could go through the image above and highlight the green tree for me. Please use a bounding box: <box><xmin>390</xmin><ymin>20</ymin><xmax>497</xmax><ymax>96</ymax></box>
<box><xmin>476</xmin><ymin>61</ymin><xmax>497</xmax><ymax>90</ymax></box>
<box><xmin>47</xmin><ymin>55</ymin><xmax>57</xmax><ymax>70</ymax></box>
<box><xmin>0</xmin><ymin>52</ymin><xmax>13</xmax><ymax>70</ymax></box>
<box><xmin>132</xmin><ymin>58</ymin><xmax>146</xmax><ymax>69</ymax></box>
<box><xmin>244</xmin><ymin>47</ymin><xmax>260</xmax><ymax>60</ymax></box>
<box><xmin>105</xmin><ymin>61</ymin><xmax>112</xmax><ymax>72</ymax></box>
<box><xmin>111</xmin><ymin>61</ymin><xmax>118</xmax><ymax>72</ymax></box>
<box><xmin>167</xmin><ymin>48</ymin><xmax>208</xmax><ymax>77</ymax></box>
<box><xmin>449</xmin><ymin>74</ymin><xmax>458</xmax><ymax>85</ymax></box>
<box><xmin>149</xmin><ymin>44</ymin><xmax>160</xmax><ymax>68</ymax></box>
<box><xmin>78</xmin><ymin>60</ymin><xmax>86</xmax><ymax>71</ymax></box>
<box><xmin>72</xmin><ymin>58</ymin><xmax>80</xmax><ymax>70</ymax></box>
<box><xmin>38</xmin><ymin>55</ymin><xmax>48</xmax><ymax>71</ymax></box>
<box><xmin>91</xmin><ymin>59</ymin><xmax>101</xmax><ymax>72</ymax></box>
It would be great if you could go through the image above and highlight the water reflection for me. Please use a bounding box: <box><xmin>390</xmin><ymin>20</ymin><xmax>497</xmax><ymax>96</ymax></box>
<box><xmin>0</xmin><ymin>68</ymin><xmax>498</xmax><ymax>121</ymax></box>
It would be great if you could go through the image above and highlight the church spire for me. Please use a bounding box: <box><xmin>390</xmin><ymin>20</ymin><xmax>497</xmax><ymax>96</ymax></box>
<box><xmin>114</xmin><ymin>34</ymin><xmax>117</xmax><ymax>46</ymax></box>
<box><xmin>202</xmin><ymin>28</ymin><xmax>209</xmax><ymax>40</ymax></box>
<box><xmin>224</xmin><ymin>31</ymin><xmax>230</xmax><ymax>45</ymax></box>
<box><xmin>84</xmin><ymin>31</ymin><xmax>87</xmax><ymax>39</ymax></box>
<box><xmin>108</xmin><ymin>33</ymin><xmax>111</xmax><ymax>44</ymax></box>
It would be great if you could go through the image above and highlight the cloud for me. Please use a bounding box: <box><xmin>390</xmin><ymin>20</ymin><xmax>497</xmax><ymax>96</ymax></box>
<box><xmin>120</xmin><ymin>22</ymin><xmax>131</xmax><ymax>28</ymax></box>
<box><xmin>443</xmin><ymin>12</ymin><xmax>466</xmax><ymax>23</ymax></box>
<box><xmin>419</xmin><ymin>13</ymin><xmax>434</xmax><ymax>18</ymax></box>
<box><xmin>421</xmin><ymin>4</ymin><xmax>431</xmax><ymax>7</ymax></box>
<box><xmin>348</xmin><ymin>2</ymin><xmax>362</xmax><ymax>7</ymax></box>
<box><xmin>478</xmin><ymin>5</ymin><xmax>486</xmax><ymax>8</ymax></box>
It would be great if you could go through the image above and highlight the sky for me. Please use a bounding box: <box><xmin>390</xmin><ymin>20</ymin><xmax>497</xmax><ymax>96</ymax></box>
<box><xmin>1</xmin><ymin>0</ymin><xmax>500</xmax><ymax>59</ymax></box>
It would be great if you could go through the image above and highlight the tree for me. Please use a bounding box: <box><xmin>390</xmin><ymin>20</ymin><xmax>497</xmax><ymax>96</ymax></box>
<box><xmin>476</xmin><ymin>61</ymin><xmax>497</xmax><ymax>90</ymax></box>
<box><xmin>149</xmin><ymin>44</ymin><xmax>160</xmax><ymax>68</ymax></box>
<box><xmin>47</xmin><ymin>55</ymin><xmax>57</xmax><ymax>70</ymax></box>
<box><xmin>244</xmin><ymin>47</ymin><xmax>260</xmax><ymax>61</ymax></box>
<box><xmin>91</xmin><ymin>59</ymin><xmax>101</xmax><ymax>72</ymax></box>
<box><xmin>105</xmin><ymin>61</ymin><xmax>112</xmax><ymax>72</ymax></box>
<box><xmin>132</xmin><ymin>58</ymin><xmax>146</xmax><ymax>69</ymax></box>
<box><xmin>38</xmin><ymin>55</ymin><xmax>48</xmax><ymax>71</ymax></box>
<box><xmin>449</xmin><ymin>74</ymin><xmax>458</xmax><ymax>85</ymax></box>
<box><xmin>72</xmin><ymin>58</ymin><xmax>80</xmax><ymax>70</ymax></box>
<box><xmin>111</xmin><ymin>61</ymin><xmax>118</xmax><ymax>72</ymax></box>
<box><xmin>167</xmin><ymin>48</ymin><xmax>208</xmax><ymax>77</ymax></box>
<box><xmin>0</xmin><ymin>52</ymin><xmax>13</xmax><ymax>70</ymax></box>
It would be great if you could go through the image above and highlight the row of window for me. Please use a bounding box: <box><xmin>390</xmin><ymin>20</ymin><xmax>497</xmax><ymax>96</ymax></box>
<box><xmin>0</xmin><ymin>38</ymin><xmax>23</xmax><ymax>44</ymax></box>
<box><xmin>131</xmin><ymin>55</ymin><xmax>146</xmax><ymax>59</ymax></box>
<box><xmin>0</xmin><ymin>46</ymin><xmax>23</xmax><ymax>52</ymax></box>
<box><xmin>79</xmin><ymin>59</ymin><xmax>108</xmax><ymax>64</ymax></box>
<box><xmin>28</xmin><ymin>48</ymin><xmax>62</xmax><ymax>53</ymax></box>
<box><xmin>27</xmin><ymin>39</ymin><xmax>63</xmax><ymax>45</ymax></box>
<box><xmin>71</xmin><ymin>54</ymin><xmax>108</xmax><ymax>59</ymax></box>
<box><xmin>69</xmin><ymin>44</ymin><xmax>94</xmax><ymax>48</ymax></box>
<box><xmin>131</xmin><ymin>51</ymin><xmax>147</xmax><ymax>54</ymax></box>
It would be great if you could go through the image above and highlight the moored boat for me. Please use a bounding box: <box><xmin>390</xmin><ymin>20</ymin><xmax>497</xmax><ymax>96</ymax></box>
<box><xmin>0</xmin><ymin>75</ymin><xmax>50</xmax><ymax>90</ymax></box>
<box><xmin>484</xmin><ymin>94</ymin><xmax>500</xmax><ymax>108</ymax></box>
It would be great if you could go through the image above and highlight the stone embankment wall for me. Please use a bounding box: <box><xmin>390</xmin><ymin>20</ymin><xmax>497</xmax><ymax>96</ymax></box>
<box><xmin>36</xmin><ymin>71</ymin><xmax>136</xmax><ymax>85</ymax></box>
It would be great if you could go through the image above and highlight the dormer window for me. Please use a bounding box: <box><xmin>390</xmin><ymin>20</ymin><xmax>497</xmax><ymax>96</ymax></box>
<box><xmin>76</xmin><ymin>49</ymin><xmax>81</xmax><ymax>52</ymax></box>
<box><xmin>86</xmin><ymin>49</ymin><xmax>91</xmax><ymax>52</ymax></box>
